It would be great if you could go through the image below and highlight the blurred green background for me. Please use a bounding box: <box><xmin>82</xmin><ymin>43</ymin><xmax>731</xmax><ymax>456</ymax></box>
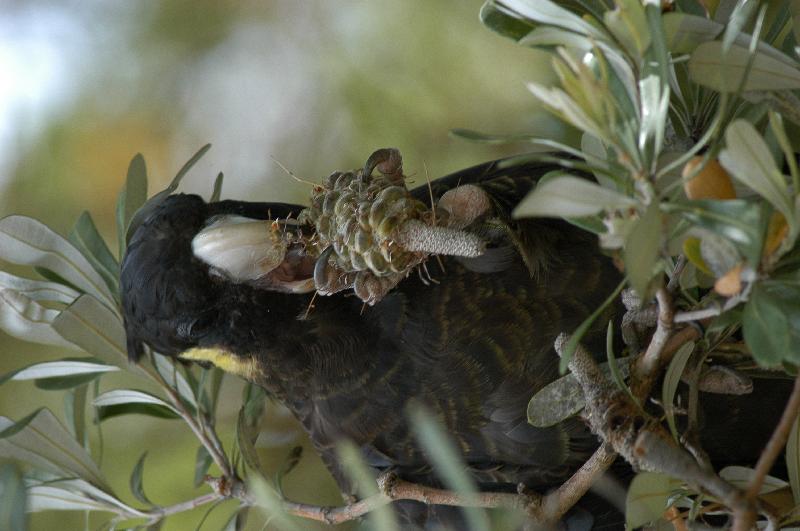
<box><xmin>0</xmin><ymin>1</ymin><xmax>563</xmax><ymax>529</ymax></box>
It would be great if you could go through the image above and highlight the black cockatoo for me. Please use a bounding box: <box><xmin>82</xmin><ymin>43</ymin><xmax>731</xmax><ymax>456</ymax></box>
<box><xmin>119</xmin><ymin>152</ymin><xmax>787</xmax><ymax>529</ymax></box>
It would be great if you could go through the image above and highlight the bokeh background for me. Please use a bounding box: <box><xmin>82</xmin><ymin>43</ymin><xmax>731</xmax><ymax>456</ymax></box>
<box><xmin>0</xmin><ymin>1</ymin><xmax>565</xmax><ymax>529</ymax></box>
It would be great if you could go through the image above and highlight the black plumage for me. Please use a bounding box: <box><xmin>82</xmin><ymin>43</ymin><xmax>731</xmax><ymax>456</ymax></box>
<box><xmin>119</xmin><ymin>157</ymin><xmax>788</xmax><ymax>529</ymax></box>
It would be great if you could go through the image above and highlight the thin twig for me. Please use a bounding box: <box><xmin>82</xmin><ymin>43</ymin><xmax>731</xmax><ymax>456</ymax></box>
<box><xmin>674</xmin><ymin>293</ymin><xmax>747</xmax><ymax>324</ymax></box>
<box><xmin>536</xmin><ymin>443</ymin><xmax>617</xmax><ymax>522</ymax></box>
<box><xmin>236</xmin><ymin>472</ymin><xmax>528</xmax><ymax>525</ymax></box>
<box><xmin>149</xmin><ymin>361</ymin><xmax>234</xmax><ymax>479</ymax></box>
<box><xmin>733</xmin><ymin>372</ymin><xmax>800</xmax><ymax>531</ymax></box>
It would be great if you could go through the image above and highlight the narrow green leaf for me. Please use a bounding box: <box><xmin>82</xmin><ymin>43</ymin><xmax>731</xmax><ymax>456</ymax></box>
<box><xmin>27</xmin><ymin>478</ymin><xmax>134</xmax><ymax>515</ymax></box>
<box><xmin>604</xmin><ymin>0</ymin><xmax>650</xmax><ymax>57</ymax></box>
<box><xmin>663</xmin><ymin>13</ymin><xmax>723</xmax><ymax>54</ymax></box>
<box><xmin>514</xmin><ymin>175</ymin><xmax>636</xmax><ymax>219</ymax></box>
<box><xmin>719</xmin><ymin>466</ymin><xmax>788</xmax><ymax>493</ymax></box>
<box><xmin>35</xmin><ymin>372</ymin><xmax>104</xmax><ymax>391</ymax></box>
<box><xmin>0</xmin><ymin>463</ymin><xmax>26</xmax><ymax>531</ymax></box>
<box><xmin>95</xmin><ymin>403</ymin><xmax>180</xmax><ymax>422</ymax></box>
<box><xmin>210</xmin><ymin>172</ymin><xmax>224</xmax><ymax>202</ymax></box>
<box><xmin>69</xmin><ymin>211</ymin><xmax>119</xmax><ymax>297</ymax></box>
<box><xmin>624</xmin><ymin>202</ymin><xmax>662</xmax><ymax>298</ymax></box>
<box><xmin>409</xmin><ymin>404</ymin><xmax>491</xmax><ymax>531</ymax></box>
<box><xmin>93</xmin><ymin>389</ymin><xmax>176</xmax><ymax>412</ymax></box>
<box><xmin>662</xmin><ymin>342</ymin><xmax>696</xmax><ymax>441</ymax></box>
<box><xmin>64</xmin><ymin>384</ymin><xmax>88</xmax><ymax>449</ymax></box>
<box><xmin>0</xmin><ymin>409</ymin><xmax>110</xmax><ymax>491</ymax></box>
<box><xmin>52</xmin><ymin>294</ymin><xmax>143</xmax><ymax>374</ymax></box>
<box><xmin>479</xmin><ymin>1</ymin><xmax>535</xmax><ymax>41</ymax></box>
<box><xmin>152</xmin><ymin>353</ymin><xmax>197</xmax><ymax>411</ymax></box>
<box><xmin>130</xmin><ymin>451</ymin><xmax>153</xmax><ymax>506</ymax></box>
<box><xmin>116</xmin><ymin>153</ymin><xmax>148</xmax><ymax>258</ymax></box>
<box><xmin>12</xmin><ymin>360</ymin><xmax>118</xmax><ymax>381</ymax></box>
<box><xmin>722</xmin><ymin>0</ymin><xmax>758</xmax><ymax>52</ymax></box>
<box><xmin>275</xmin><ymin>446</ymin><xmax>303</xmax><ymax>496</ymax></box>
<box><xmin>236</xmin><ymin>407</ymin><xmax>261</xmax><ymax>474</ymax></box>
<box><xmin>194</xmin><ymin>445</ymin><xmax>213</xmax><ymax>488</ymax></box>
<box><xmin>560</xmin><ymin>279</ymin><xmax>626</xmax><ymax>373</ymax></box>
<box><xmin>720</xmin><ymin>120</ymin><xmax>793</xmax><ymax>223</ymax></box>
<box><xmin>337</xmin><ymin>441</ymin><xmax>398</xmax><ymax>531</ymax></box>
<box><xmin>0</xmin><ymin>216</ymin><xmax>116</xmax><ymax>309</ymax></box>
<box><xmin>123</xmin><ymin>145</ymin><xmax>212</xmax><ymax>258</ymax></box>
<box><xmin>689</xmin><ymin>41</ymin><xmax>800</xmax><ymax>92</ymax></box>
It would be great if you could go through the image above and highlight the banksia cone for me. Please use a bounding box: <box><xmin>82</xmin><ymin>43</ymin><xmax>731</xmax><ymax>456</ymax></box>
<box><xmin>299</xmin><ymin>149</ymin><xmax>489</xmax><ymax>304</ymax></box>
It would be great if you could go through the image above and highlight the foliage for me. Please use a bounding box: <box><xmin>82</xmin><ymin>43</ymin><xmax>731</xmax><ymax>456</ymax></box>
<box><xmin>476</xmin><ymin>0</ymin><xmax>800</xmax><ymax>526</ymax></box>
<box><xmin>2</xmin><ymin>0</ymin><xmax>800</xmax><ymax>529</ymax></box>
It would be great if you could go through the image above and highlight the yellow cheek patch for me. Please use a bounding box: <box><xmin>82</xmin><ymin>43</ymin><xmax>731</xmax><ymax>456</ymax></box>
<box><xmin>179</xmin><ymin>348</ymin><xmax>261</xmax><ymax>381</ymax></box>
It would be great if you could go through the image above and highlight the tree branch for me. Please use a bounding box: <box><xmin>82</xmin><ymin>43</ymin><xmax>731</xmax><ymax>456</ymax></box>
<box><xmin>733</xmin><ymin>371</ymin><xmax>800</xmax><ymax>531</ymax></box>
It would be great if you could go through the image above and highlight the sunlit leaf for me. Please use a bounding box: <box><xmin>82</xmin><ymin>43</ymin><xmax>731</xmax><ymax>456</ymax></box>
<box><xmin>0</xmin><ymin>290</ymin><xmax>77</xmax><ymax>348</ymax></box>
<box><xmin>662</xmin><ymin>342</ymin><xmax>695</xmax><ymax>441</ymax></box>
<box><xmin>721</xmin><ymin>0</ymin><xmax>758</xmax><ymax>53</ymax></box>
<box><xmin>27</xmin><ymin>478</ymin><xmax>135</xmax><ymax>515</ymax></box>
<box><xmin>11</xmin><ymin>360</ymin><xmax>118</xmax><ymax>382</ymax></box>
<box><xmin>0</xmin><ymin>463</ymin><xmax>26</xmax><ymax>531</ymax></box>
<box><xmin>93</xmin><ymin>389</ymin><xmax>176</xmax><ymax>412</ymax></box>
<box><xmin>638</xmin><ymin>75</ymin><xmax>669</xmax><ymax>165</ymax></box>
<box><xmin>479</xmin><ymin>1</ymin><xmax>535</xmax><ymax>41</ymax></box>
<box><xmin>0</xmin><ymin>216</ymin><xmax>115</xmax><ymax>309</ymax></box>
<box><xmin>0</xmin><ymin>271</ymin><xmax>80</xmax><ymax>305</ymax></box>
<box><xmin>0</xmin><ymin>409</ymin><xmax>109</xmax><ymax>491</ymax></box>
<box><xmin>513</xmin><ymin>175</ymin><xmax>635</xmax><ymax>219</ymax></box>
<box><xmin>493</xmin><ymin>0</ymin><xmax>608</xmax><ymax>40</ymax></box>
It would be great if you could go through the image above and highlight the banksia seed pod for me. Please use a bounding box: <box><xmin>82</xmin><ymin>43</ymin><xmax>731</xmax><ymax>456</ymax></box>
<box><xmin>299</xmin><ymin>148</ymin><xmax>491</xmax><ymax>304</ymax></box>
<box><xmin>301</xmin><ymin>149</ymin><xmax>431</xmax><ymax>279</ymax></box>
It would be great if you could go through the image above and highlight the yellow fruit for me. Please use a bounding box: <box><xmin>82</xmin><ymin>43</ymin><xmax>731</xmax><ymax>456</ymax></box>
<box><xmin>682</xmin><ymin>157</ymin><xmax>736</xmax><ymax>200</ymax></box>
